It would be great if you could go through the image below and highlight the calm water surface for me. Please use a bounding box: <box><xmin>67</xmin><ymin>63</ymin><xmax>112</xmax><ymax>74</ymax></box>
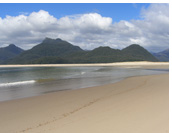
<box><xmin>0</xmin><ymin>66</ymin><xmax>168</xmax><ymax>101</ymax></box>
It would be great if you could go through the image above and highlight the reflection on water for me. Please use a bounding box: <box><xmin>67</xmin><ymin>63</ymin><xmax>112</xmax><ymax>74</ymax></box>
<box><xmin>0</xmin><ymin>66</ymin><xmax>168</xmax><ymax>101</ymax></box>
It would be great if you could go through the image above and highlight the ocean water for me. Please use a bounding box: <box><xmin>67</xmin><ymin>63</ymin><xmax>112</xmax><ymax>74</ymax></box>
<box><xmin>0</xmin><ymin>66</ymin><xmax>168</xmax><ymax>101</ymax></box>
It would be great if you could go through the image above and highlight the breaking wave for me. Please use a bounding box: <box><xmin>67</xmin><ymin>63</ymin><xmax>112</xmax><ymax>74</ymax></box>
<box><xmin>0</xmin><ymin>80</ymin><xmax>36</xmax><ymax>87</ymax></box>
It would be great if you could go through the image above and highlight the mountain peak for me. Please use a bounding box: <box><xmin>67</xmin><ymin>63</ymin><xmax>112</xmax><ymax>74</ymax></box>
<box><xmin>126</xmin><ymin>44</ymin><xmax>141</xmax><ymax>48</ymax></box>
<box><xmin>9</xmin><ymin>44</ymin><xmax>16</xmax><ymax>47</ymax></box>
<box><xmin>42</xmin><ymin>37</ymin><xmax>64</xmax><ymax>44</ymax></box>
<box><xmin>122</xmin><ymin>44</ymin><xmax>146</xmax><ymax>51</ymax></box>
<box><xmin>122</xmin><ymin>44</ymin><xmax>158</xmax><ymax>61</ymax></box>
<box><xmin>0</xmin><ymin>44</ymin><xmax>24</xmax><ymax>63</ymax></box>
<box><xmin>56</xmin><ymin>38</ymin><xmax>63</xmax><ymax>41</ymax></box>
<box><xmin>4</xmin><ymin>44</ymin><xmax>24</xmax><ymax>54</ymax></box>
<box><xmin>42</xmin><ymin>37</ymin><xmax>54</xmax><ymax>43</ymax></box>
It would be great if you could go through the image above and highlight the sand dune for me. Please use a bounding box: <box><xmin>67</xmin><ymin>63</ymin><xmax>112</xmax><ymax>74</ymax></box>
<box><xmin>0</xmin><ymin>73</ymin><xmax>169</xmax><ymax>133</ymax></box>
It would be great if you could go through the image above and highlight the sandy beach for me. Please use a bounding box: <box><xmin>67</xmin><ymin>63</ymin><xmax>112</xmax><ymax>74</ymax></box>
<box><xmin>0</xmin><ymin>72</ymin><xmax>168</xmax><ymax>133</ymax></box>
<box><xmin>0</xmin><ymin>61</ymin><xmax>169</xmax><ymax>69</ymax></box>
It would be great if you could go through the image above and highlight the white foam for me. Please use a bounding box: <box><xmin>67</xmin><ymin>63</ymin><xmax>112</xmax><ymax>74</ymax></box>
<box><xmin>81</xmin><ymin>72</ymin><xmax>86</xmax><ymax>75</ymax></box>
<box><xmin>0</xmin><ymin>80</ymin><xmax>36</xmax><ymax>87</ymax></box>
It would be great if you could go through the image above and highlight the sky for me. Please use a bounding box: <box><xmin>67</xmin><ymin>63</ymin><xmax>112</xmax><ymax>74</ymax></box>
<box><xmin>0</xmin><ymin>3</ymin><xmax>169</xmax><ymax>52</ymax></box>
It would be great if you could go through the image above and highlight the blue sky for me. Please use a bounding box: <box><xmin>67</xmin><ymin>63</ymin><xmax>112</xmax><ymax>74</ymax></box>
<box><xmin>0</xmin><ymin>3</ymin><xmax>150</xmax><ymax>21</ymax></box>
<box><xmin>0</xmin><ymin>3</ymin><xmax>169</xmax><ymax>52</ymax></box>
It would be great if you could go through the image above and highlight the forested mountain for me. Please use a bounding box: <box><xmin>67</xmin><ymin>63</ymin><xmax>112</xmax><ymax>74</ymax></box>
<box><xmin>1</xmin><ymin>38</ymin><xmax>159</xmax><ymax>64</ymax></box>
<box><xmin>65</xmin><ymin>44</ymin><xmax>158</xmax><ymax>63</ymax></box>
<box><xmin>121</xmin><ymin>44</ymin><xmax>158</xmax><ymax>61</ymax></box>
<box><xmin>0</xmin><ymin>44</ymin><xmax>24</xmax><ymax>63</ymax></box>
<box><xmin>7</xmin><ymin>38</ymin><xmax>84</xmax><ymax>64</ymax></box>
<box><xmin>152</xmin><ymin>49</ymin><xmax>169</xmax><ymax>62</ymax></box>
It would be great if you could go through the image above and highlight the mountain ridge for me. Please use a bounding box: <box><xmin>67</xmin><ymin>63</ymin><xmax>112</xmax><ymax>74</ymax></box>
<box><xmin>0</xmin><ymin>44</ymin><xmax>24</xmax><ymax>63</ymax></box>
<box><xmin>1</xmin><ymin>38</ymin><xmax>159</xmax><ymax>64</ymax></box>
<box><xmin>152</xmin><ymin>49</ymin><xmax>169</xmax><ymax>62</ymax></box>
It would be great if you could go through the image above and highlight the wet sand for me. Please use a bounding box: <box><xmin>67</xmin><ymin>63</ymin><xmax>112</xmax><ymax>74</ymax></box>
<box><xmin>0</xmin><ymin>73</ymin><xmax>169</xmax><ymax>133</ymax></box>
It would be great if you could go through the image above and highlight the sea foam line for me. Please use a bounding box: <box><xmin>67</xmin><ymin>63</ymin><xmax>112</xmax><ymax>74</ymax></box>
<box><xmin>0</xmin><ymin>80</ymin><xmax>36</xmax><ymax>87</ymax></box>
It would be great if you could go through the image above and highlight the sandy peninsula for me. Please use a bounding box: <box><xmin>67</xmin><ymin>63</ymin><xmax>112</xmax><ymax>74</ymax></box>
<box><xmin>0</xmin><ymin>73</ymin><xmax>169</xmax><ymax>133</ymax></box>
<box><xmin>0</xmin><ymin>61</ymin><xmax>169</xmax><ymax>69</ymax></box>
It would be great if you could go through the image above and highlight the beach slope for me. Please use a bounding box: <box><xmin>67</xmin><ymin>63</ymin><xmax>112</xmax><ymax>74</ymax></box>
<box><xmin>0</xmin><ymin>74</ymin><xmax>169</xmax><ymax>133</ymax></box>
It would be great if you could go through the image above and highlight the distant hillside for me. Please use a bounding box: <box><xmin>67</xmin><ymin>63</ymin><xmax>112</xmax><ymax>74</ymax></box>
<box><xmin>66</xmin><ymin>44</ymin><xmax>158</xmax><ymax>63</ymax></box>
<box><xmin>5</xmin><ymin>38</ymin><xmax>158</xmax><ymax>64</ymax></box>
<box><xmin>8</xmin><ymin>38</ymin><xmax>84</xmax><ymax>64</ymax></box>
<box><xmin>152</xmin><ymin>49</ymin><xmax>169</xmax><ymax>62</ymax></box>
<box><xmin>122</xmin><ymin>44</ymin><xmax>158</xmax><ymax>62</ymax></box>
<box><xmin>0</xmin><ymin>44</ymin><xmax>24</xmax><ymax>63</ymax></box>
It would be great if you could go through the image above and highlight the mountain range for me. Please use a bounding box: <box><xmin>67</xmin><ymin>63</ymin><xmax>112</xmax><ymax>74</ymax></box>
<box><xmin>152</xmin><ymin>49</ymin><xmax>169</xmax><ymax>62</ymax></box>
<box><xmin>0</xmin><ymin>38</ymin><xmax>168</xmax><ymax>64</ymax></box>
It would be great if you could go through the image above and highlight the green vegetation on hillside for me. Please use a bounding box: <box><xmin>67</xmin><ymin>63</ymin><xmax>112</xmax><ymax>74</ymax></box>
<box><xmin>0</xmin><ymin>44</ymin><xmax>24</xmax><ymax>63</ymax></box>
<box><xmin>1</xmin><ymin>38</ymin><xmax>159</xmax><ymax>64</ymax></box>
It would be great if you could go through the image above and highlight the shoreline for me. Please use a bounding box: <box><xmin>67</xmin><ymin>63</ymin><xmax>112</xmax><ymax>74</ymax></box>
<box><xmin>0</xmin><ymin>61</ymin><xmax>169</xmax><ymax>69</ymax></box>
<box><xmin>0</xmin><ymin>72</ymin><xmax>168</xmax><ymax>102</ymax></box>
<box><xmin>0</xmin><ymin>73</ymin><xmax>169</xmax><ymax>133</ymax></box>
<box><xmin>0</xmin><ymin>63</ymin><xmax>169</xmax><ymax>102</ymax></box>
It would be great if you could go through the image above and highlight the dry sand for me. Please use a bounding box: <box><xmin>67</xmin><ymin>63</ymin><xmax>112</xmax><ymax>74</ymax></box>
<box><xmin>0</xmin><ymin>61</ymin><xmax>169</xmax><ymax>69</ymax></box>
<box><xmin>0</xmin><ymin>73</ymin><xmax>169</xmax><ymax>133</ymax></box>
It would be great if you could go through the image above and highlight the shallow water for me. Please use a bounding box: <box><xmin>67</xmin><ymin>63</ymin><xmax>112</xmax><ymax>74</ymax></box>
<box><xmin>0</xmin><ymin>66</ymin><xmax>168</xmax><ymax>101</ymax></box>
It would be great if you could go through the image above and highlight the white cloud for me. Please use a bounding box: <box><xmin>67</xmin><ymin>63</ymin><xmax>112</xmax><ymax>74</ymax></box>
<box><xmin>0</xmin><ymin>4</ymin><xmax>169</xmax><ymax>52</ymax></box>
<box><xmin>132</xmin><ymin>3</ymin><xmax>169</xmax><ymax>51</ymax></box>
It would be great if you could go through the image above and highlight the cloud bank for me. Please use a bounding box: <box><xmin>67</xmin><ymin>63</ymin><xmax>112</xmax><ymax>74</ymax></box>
<box><xmin>0</xmin><ymin>3</ymin><xmax>169</xmax><ymax>52</ymax></box>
